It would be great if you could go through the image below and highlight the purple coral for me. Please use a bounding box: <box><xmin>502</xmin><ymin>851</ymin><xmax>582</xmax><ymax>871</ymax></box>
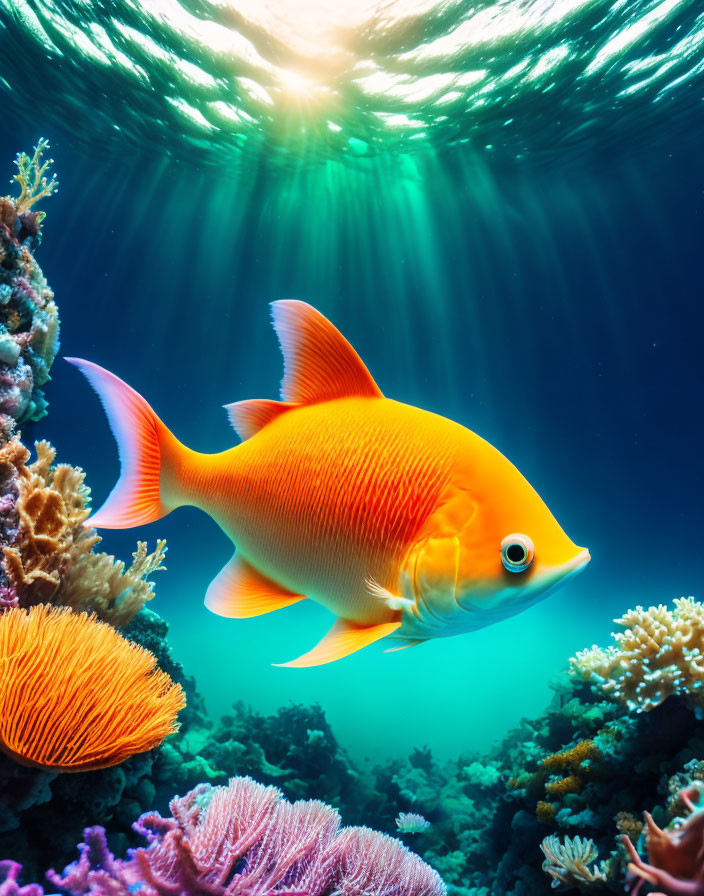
<box><xmin>0</xmin><ymin>862</ymin><xmax>43</xmax><ymax>896</ymax></box>
<box><xmin>49</xmin><ymin>776</ymin><xmax>446</xmax><ymax>896</ymax></box>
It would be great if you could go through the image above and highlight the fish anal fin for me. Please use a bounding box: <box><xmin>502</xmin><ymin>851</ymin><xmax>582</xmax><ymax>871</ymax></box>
<box><xmin>225</xmin><ymin>399</ymin><xmax>292</xmax><ymax>441</ymax></box>
<box><xmin>276</xmin><ymin>618</ymin><xmax>401</xmax><ymax>668</ymax></box>
<box><xmin>205</xmin><ymin>554</ymin><xmax>305</xmax><ymax>618</ymax></box>
<box><xmin>270</xmin><ymin>301</ymin><xmax>383</xmax><ymax>405</ymax></box>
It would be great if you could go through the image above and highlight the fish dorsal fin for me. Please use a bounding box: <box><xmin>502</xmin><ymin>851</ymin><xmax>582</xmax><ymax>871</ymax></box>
<box><xmin>205</xmin><ymin>554</ymin><xmax>306</xmax><ymax>618</ymax></box>
<box><xmin>275</xmin><ymin>618</ymin><xmax>401</xmax><ymax>668</ymax></box>
<box><xmin>225</xmin><ymin>399</ymin><xmax>292</xmax><ymax>441</ymax></box>
<box><xmin>270</xmin><ymin>300</ymin><xmax>383</xmax><ymax>405</ymax></box>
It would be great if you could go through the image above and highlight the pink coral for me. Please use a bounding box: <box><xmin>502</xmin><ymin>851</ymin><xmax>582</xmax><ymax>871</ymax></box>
<box><xmin>623</xmin><ymin>787</ymin><xmax>704</xmax><ymax>895</ymax></box>
<box><xmin>0</xmin><ymin>862</ymin><xmax>43</xmax><ymax>896</ymax></box>
<box><xmin>49</xmin><ymin>777</ymin><xmax>446</xmax><ymax>896</ymax></box>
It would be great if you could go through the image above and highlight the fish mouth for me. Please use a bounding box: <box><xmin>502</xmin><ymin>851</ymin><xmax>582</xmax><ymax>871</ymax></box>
<box><xmin>540</xmin><ymin>547</ymin><xmax>590</xmax><ymax>596</ymax></box>
<box><xmin>567</xmin><ymin>547</ymin><xmax>591</xmax><ymax>574</ymax></box>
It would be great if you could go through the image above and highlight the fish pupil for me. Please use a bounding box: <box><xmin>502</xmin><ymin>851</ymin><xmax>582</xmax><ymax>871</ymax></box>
<box><xmin>506</xmin><ymin>543</ymin><xmax>526</xmax><ymax>564</ymax></box>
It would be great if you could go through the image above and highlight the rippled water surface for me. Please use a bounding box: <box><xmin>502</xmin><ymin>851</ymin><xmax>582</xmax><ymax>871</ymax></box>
<box><xmin>2</xmin><ymin>0</ymin><xmax>704</xmax><ymax>166</ymax></box>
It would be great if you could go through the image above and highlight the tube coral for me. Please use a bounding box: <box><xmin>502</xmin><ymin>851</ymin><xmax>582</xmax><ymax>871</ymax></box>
<box><xmin>48</xmin><ymin>776</ymin><xmax>446</xmax><ymax>896</ymax></box>
<box><xmin>0</xmin><ymin>604</ymin><xmax>185</xmax><ymax>771</ymax></box>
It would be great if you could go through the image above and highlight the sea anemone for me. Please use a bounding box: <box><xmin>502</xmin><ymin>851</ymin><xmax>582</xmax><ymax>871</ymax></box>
<box><xmin>396</xmin><ymin>812</ymin><xmax>431</xmax><ymax>833</ymax></box>
<box><xmin>0</xmin><ymin>604</ymin><xmax>185</xmax><ymax>771</ymax></box>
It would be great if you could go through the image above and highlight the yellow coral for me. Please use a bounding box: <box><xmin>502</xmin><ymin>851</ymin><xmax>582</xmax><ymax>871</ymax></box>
<box><xmin>615</xmin><ymin>811</ymin><xmax>643</xmax><ymax>843</ymax></box>
<box><xmin>12</xmin><ymin>139</ymin><xmax>58</xmax><ymax>215</ymax></box>
<box><xmin>541</xmin><ymin>740</ymin><xmax>600</xmax><ymax>773</ymax></box>
<box><xmin>0</xmin><ymin>439</ymin><xmax>165</xmax><ymax>626</ymax></box>
<box><xmin>545</xmin><ymin>775</ymin><xmax>583</xmax><ymax>798</ymax></box>
<box><xmin>536</xmin><ymin>801</ymin><xmax>556</xmax><ymax>824</ymax></box>
<box><xmin>571</xmin><ymin>598</ymin><xmax>704</xmax><ymax>711</ymax></box>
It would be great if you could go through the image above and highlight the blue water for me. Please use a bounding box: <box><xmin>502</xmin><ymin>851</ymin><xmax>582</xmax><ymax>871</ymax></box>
<box><xmin>1</xmin><ymin>0</ymin><xmax>703</xmax><ymax>762</ymax></box>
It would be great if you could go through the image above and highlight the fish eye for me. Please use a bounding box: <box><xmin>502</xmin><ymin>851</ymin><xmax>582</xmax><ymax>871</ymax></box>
<box><xmin>501</xmin><ymin>534</ymin><xmax>534</xmax><ymax>573</ymax></box>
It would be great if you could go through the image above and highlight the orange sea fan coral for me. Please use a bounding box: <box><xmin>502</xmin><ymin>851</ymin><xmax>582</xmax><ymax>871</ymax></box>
<box><xmin>0</xmin><ymin>604</ymin><xmax>185</xmax><ymax>771</ymax></box>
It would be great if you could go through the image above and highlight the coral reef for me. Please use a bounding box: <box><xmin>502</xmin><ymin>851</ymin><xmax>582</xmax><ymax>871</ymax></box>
<box><xmin>571</xmin><ymin>598</ymin><xmax>704</xmax><ymax>712</ymax></box>
<box><xmin>0</xmin><ymin>605</ymin><xmax>185</xmax><ymax>770</ymax></box>
<box><xmin>0</xmin><ymin>439</ymin><xmax>165</xmax><ymax>625</ymax></box>
<box><xmin>47</xmin><ymin>776</ymin><xmax>446</xmax><ymax>896</ymax></box>
<box><xmin>0</xmin><ymin>608</ymin><xmax>202</xmax><ymax>881</ymax></box>
<box><xmin>0</xmin><ymin>142</ymin><xmax>59</xmax><ymax>441</ymax></box>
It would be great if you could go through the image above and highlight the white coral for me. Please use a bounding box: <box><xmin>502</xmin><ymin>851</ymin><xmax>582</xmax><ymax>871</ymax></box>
<box><xmin>541</xmin><ymin>834</ymin><xmax>607</xmax><ymax>889</ymax></box>
<box><xmin>570</xmin><ymin>597</ymin><xmax>704</xmax><ymax>712</ymax></box>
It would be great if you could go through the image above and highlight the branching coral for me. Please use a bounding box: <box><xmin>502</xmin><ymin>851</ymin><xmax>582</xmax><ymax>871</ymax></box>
<box><xmin>47</xmin><ymin>776</ymin><xmax>446</xmax><ymax>896</ymax></box>
<box><xmin>0</xmin><ymin>439</ymin><xmax>165</xmax><ymax>626</ymax></box>
<box><xmin>11</xmin><ymin>141</ymin><xmax>58</xmax><ymax>216</ymax></box>
<box><xmin>541</xmin><ymin>834</ymin><xmax>607</xmax><ymax>890</ymax></box>
<box><xmin>571</xmin><ymin>598</ymin><xmax>704</xmax><ymax>712</ymax></box>
<box><xmin>0</xmin><ymin>605</ymin><xmax>185</xmax><ymax>771</ymax></box>
<box><xmin>0</xmin><ymin>143</ymin><xmax>60</xmax><ymax>439</ymax></box>
<box><xmin>0</xmin><ymin>863</ymin><xmax>42</xmax><ymax>896</ymax></box>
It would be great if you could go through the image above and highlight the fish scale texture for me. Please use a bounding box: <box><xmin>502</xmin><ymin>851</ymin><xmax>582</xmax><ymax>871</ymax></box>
<box><xmin>222</xmin><ymin>398</ymin><xmax>457</xmax><ymax>617</ymax></box>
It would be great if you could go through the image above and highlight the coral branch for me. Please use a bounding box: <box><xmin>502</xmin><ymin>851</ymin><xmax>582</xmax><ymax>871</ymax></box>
<box><xmin>12</xmin><ymin>140</ymin><xmax>58</xmax><ymax>216</ymax></box>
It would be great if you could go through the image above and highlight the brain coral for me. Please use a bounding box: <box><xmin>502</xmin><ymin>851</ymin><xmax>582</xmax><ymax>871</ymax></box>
<box><xmin>0</xmin><ymin>604</ymin><xmax>185</xmax><ymax>771</ymax></box>
<box><xmin>570</xmin><ymin>598</ymin><xmax>704</xmax><ymax>712</ymax></box>
<box><xmin>48</xmin><ymin>777</ymin><xmax>446</xmax><ymax>896</ymax></box>
<box><xmin>0</xmin><ymin>439</ymin><xmax>165</xmax><ymax>625</ymax></box>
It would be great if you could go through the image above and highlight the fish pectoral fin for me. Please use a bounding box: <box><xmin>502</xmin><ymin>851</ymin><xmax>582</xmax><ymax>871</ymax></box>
<box><xmin>275</xmin><ymin>618</ymin><xmax>401</xmax><ymax>668</ymax></box>
<box><xmin>204</xmin><ymin>554</ymin><xmax>306</xmax><ymax>618</ymax></box>
<box><xmin>366</xmin><ymin>577</ymin><xmax>415</xmax><ymax>612</ymax></box>
<box><xmin>270</xmin><ymin>301</ymin><xmax>383</xmax><ymax>404</ymax></box>
<box><xmin>384</xmin><ymin>639</ymin><xmax>425</xmax><ymax>653</ymax></box>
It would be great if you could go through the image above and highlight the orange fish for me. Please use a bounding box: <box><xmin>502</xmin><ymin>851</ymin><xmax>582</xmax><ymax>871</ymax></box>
<box><xmin>68</xmin><ymin>301</ymin><xmax>589</xmax><ymax>666</ymax></box>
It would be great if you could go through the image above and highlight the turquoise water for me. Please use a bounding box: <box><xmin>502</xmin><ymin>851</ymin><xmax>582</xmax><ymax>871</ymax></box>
<box><xmin>1</xmin><ymin>0</ymin><xmax>703</xmax><ymax>766</ymax></box>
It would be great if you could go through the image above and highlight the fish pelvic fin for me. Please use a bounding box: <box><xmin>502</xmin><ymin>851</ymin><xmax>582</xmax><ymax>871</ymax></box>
<box><xmin>270</xmin><ymin>301</ymin><xmax>383</xmax><ymax>405</ymax></box>
<box><xmin>275</xmin><ymin>618</ymin><xmax>401</xmax><ymax>668</ymax></box>
<box><xmin>205</xmin><ymin>553</ymin><xmax>306</xmax><ymax>618</ymax></box>
<box><xmin>67</xmin><ymin>358</ymin><xmax>195</xmax><ymax>529</ymax></box>
<box><xmin>384</xmin><ymin>639</ymin><xmax>425</xmax><ymax>653</ymax></box>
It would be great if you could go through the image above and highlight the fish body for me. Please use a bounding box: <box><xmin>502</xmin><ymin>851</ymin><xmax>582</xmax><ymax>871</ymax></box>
<box><xmin>69</xmin><ymin>301</ymin><xmax>589</xmax><ymax>666</ymax></box>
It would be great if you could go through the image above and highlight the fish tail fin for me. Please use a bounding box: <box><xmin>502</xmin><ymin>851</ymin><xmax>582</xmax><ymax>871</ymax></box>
<box><xmin>67</xmin><ymin>358</ymin><xmax>194</xmax><ymax>529</ymax></box>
